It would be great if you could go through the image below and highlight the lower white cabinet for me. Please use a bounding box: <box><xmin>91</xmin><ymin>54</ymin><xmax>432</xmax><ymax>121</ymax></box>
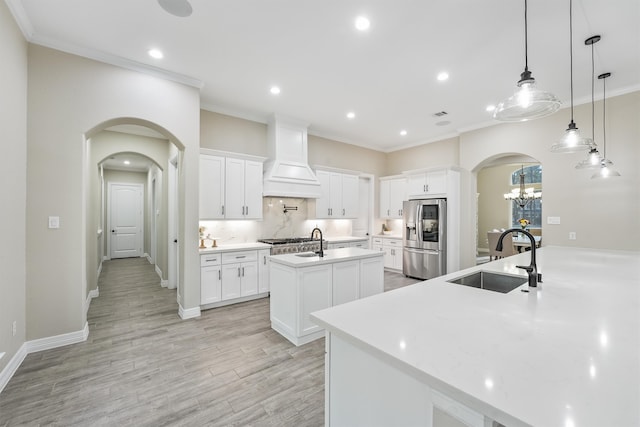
<box><xmin>327</xmin><ymin>238</ymin><xmax>369</xmax><ymax>250</ymax></box>
<box><xmin>270</xmin><ymin>253</ymin><xmax>384</xmax><ymax>346</ymax></box>
<box><xmin>200</xmin><ymin>248</ymin><xmax>268</xmax><ymax>308</ymax></box>
<box><xmin>373</xmin><ymin>236</ymin><xmax>403</xmax><ymax>271</ymax></box>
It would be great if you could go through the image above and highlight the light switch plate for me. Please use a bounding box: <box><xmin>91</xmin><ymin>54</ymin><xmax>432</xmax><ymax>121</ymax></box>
<box><xmin>48</xmin><ymin>216</ymin><xmax>60</xmax><ymax>229</ymax></box>
<box><xmin>547</xmin><ymin>216</ymin><xmax>561</xmax><ymax>225</ymax></box>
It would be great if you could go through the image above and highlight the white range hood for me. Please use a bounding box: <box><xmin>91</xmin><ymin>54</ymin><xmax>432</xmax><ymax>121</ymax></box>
<box><xmin>263</xmin><ymin>115</ymin><xmax>322</xmax><ymax>198</ymax></box>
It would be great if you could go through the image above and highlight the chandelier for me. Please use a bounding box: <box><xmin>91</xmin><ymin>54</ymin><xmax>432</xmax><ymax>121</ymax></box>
<box><xmin>504</xmin><ymin>166</ymin><xmax>542</xmax><ymax>208</ymax></box>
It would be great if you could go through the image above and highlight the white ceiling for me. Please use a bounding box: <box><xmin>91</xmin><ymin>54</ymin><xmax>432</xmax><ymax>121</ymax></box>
<box><xmin>6</xmin><ymin>0</ymin><xmax>639</xmax><ymax>152</ymax></box>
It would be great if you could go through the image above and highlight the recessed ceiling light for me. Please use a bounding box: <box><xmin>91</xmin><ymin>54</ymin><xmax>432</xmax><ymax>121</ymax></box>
<box><xmin>486</xmin><ymin>105</ymin><xmax>496</xmax><ymax>112</ymax></box>
<box><xmin>157</xmin><ymin>0</ymin><xmax>193</xmax><ymax>17</ymax></box>
<box><xmin>355</xmin><ymin>16</ymin><xmax>370</xmax><ymax>31</ymax></box>
<box><xmin>148</xmin><ymin>49</ymin><xmax>164</xmax><ymax>59</ymax></box>
<box><xmin>123</xmin><ymin>160</ymin><xmax>131</xmax><ymax>165</ymax></box>
<box><xmin>437</xmin><ymin>72</ymin><xmax>449</xmax><ymax>81</ymax></box>
<box><xmin>346</xmin><ymin>111</ymin><xmax>356</xmax><ymax>119</ymax></box>
<box><xmin>400</xmin><ymin>130</ymin><xmax>408</xmax><ymax>136</ymax></box>
<box><xmin>270</xmin><ymin>86</ymin><xmax>281</xmax><ymax>95</ymax></box>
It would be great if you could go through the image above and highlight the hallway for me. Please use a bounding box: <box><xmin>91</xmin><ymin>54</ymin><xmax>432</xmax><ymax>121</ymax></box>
<box><xmin>0</xmin><ymin>258</ymin><xmax>325</xmax><ymax>426</ymax></box>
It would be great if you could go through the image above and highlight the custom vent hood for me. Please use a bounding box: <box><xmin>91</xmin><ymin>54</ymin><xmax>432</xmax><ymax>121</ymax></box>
<box><xmin>263</xmin><ymin>115</ymin><xmax>322</xmax><ymax>198</ymax></box>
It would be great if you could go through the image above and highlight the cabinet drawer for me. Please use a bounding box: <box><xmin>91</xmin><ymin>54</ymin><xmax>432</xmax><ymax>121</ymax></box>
<box><xmin>200</xmin><ymin>253</ymin><xmax>221</xmax><ymax>266</ymax></box>
<box><xmin>384</xmin><ymin>239</ymin><xmax>402</xmax><ymax>247</ymax></box>
<box><xmin>222</xmin><ymin>250</ymin><xmax>257</xmax><ymax>264</ymax></box>
<box><xmin>372</xmin><ymin>237</ymin><xmax>383</xmax><ymax>245</ymax></box>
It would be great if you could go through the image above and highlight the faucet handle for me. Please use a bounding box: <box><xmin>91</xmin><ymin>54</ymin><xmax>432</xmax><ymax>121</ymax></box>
<box><xmin>537</xmin><ymin>272</ymin><xmax>543</xmax><ymax>283</ymax></box>
<box><xmin>516</xmin><ymin>264</ymin><xmax>533</xmax><ymax>272</ymax></box>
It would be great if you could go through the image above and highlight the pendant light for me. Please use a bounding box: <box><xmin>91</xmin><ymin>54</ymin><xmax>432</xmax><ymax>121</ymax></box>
<box><xmin>493</xmin><ymin>0</ymin><xmax>561</xmax><ymax>122</ymax></box>
<box><xmin>591</xmin><ymin>72</ymin><xmax>621</xmax><ymax>179</ymax></box>
<box><xmin>576</xmin><ymin>35</ymin><xmax>605</xmax><ymax>169</ymax></box>
<box><xmin>551</xmin><ymin>0</ymin><xmax>592</xmax><ymax>153</ymax></box>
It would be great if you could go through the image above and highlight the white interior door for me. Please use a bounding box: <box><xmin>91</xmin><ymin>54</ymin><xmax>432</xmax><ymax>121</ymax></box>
<box><xmin>109</xmin><ymin>183</ymin><xmax>143</xmax><ymax>259</ymax></box>
<box><xmin>167</xmin><ymin>157</ymin><xmax>178</xmax><ymax>290</ymax></box>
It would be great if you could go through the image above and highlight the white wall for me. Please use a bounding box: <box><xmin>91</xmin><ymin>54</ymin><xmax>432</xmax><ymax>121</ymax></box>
<box><xmin>26</xmin><ymin>45</ymin><xmax>201</xmax><ymax>340</ymax></box>
<box><xmin>0</xmin><ymin>0</ymin><xmax>27</xmax><ymax>374</ymax></box>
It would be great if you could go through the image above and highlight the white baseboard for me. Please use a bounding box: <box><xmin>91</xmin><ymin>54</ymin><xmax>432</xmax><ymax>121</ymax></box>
<box><xmin>0</xmin><ymin>344</ymin><xmax>27</xmax><ymax>394</ymax></box>
<box><xmin>83</xmin><ymin>287</ymin><xmax>100</xmax><ymax>315</ymax></box>
<box><xmin>178</xmin><ymin>304</ymin><xmax>200</xmax><ymax>320</ymax></box>
<box><xmin>97</xmin><ymin>261</ymin><xmax>103</xmax><ymax>278</ymax></box>
<box><xmin>144</xmin><ymin>253</ymin><xmax>152</xmax><ymax>264</ymax></box>
<box><xmin>103</xmin><ymin>255</ymin><xmax>109</xmax><ymax>261</ymax></box>
<box><xmin>26</xmin><ymin>322</ymin><xmax>89</xmax><ymax>354</ymax></box>
<box><xmin>161</xmin><ymin>279</ymin><xmax>169</xmax><ymax>288</ymax></box>
<box><xmin>0</xmin><ymin>322</ymin><xmax>89</xmax><ymax>394</ymax></box>
<box><xmin>155</xmin><ymin>265</ymin><xmax>163</xmax><ymax>279</ymax></box>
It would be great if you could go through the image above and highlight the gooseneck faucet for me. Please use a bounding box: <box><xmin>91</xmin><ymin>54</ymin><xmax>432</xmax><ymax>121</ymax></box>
<box><xmin>496</xmin><ymin>229</ymin><xmax>542</xmax><ymax>287</ymax></box>
<box><xmin>311</xmin><ymin>227</ymin><xmax>324</xmax><ymax>258</ymax></box>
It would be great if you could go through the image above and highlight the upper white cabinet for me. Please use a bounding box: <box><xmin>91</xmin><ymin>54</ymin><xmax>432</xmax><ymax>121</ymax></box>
<box><xmin>225</xmin><ymin>158</ymin><xmax>263</xmax><ymax>219</ymax></box>
<box><xmin>380</xmin><ymin>176</ymin><xmax>406</xmax><ymax>219</ymax></box>
<box><xmin>314</xmin><ymin>170</ymin><xmax>359</xmax><ymax>219</ymax></box>
<box><xmin>199</xmin><ymin>155</ymin><xmax>225</xmax><ymax>219</ymax></box>
<box><xmin>406</xmin><ymin>169</ymin><xmax>447</xmax><ymax>198</ymax></box>
<box><xmin>199</xmin><ymin>149</ymin><xmax>265</xmax><ymax>220</ymax></box>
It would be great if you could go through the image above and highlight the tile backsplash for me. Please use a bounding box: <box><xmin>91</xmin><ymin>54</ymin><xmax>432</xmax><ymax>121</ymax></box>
<box><xmin>199</xmin><ymin>197</ymin><xmax>352</xmax><ymax>245</ymax></box>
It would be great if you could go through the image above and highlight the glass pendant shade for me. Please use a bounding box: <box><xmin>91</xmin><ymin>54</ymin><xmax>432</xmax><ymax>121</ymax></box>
<box><xmin>551</xmin><ymin>121</ymin><xmax>593</xmax><ymax>153</ymax></box>
<box><xmin>590</xmin><ymin>72</ymin><xmax>620</xmax><ymax>179</ymax></box>
<box><xmin>493</xmin><ymin>73</ymin><xmax>561</xmax><ymax>122</ymax></box>
<box><xmin>591</xmin><ymin>161</ymin><xmax>621</xmax><ymax>179</ymax></box>
<box><xmin>575</xmin><ymin>147</ymin><xmax>608</xmax><ymax>169</ymax></box>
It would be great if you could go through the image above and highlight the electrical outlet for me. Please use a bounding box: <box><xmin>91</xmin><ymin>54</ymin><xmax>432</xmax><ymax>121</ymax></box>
<box><xmin>569</xmin><ymin>232</ymin><xmax>577</xmax><ymax>240</ymax></box>
<box><xmin>12</xmin><ymin>321</ymin><xmax>16</xmax><ymax>337</ymax></box>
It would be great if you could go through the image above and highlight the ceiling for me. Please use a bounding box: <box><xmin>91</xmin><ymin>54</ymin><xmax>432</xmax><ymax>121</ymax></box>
<box><xmin>6</xmin><ymin>0</ymin><xmax>639</xmax><ymax>152</ymax></box>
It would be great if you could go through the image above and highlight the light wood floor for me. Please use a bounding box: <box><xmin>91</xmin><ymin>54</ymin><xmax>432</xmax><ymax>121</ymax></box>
<box><xmin>0</xmin><ymin>259</ymin><xmax>419</xmax><ymax>426</ymax></box>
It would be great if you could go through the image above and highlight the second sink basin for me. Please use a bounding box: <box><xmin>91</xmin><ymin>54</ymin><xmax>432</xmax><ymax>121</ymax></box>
<box><xmin>295</xmin><ymin>252</ymin><xmax>320</xmax><ymax>258</ymax></box>
<box><xmin>447</xmin><ymin>271</ymin><xmax>526</xmax><ymax>293</ymax></box>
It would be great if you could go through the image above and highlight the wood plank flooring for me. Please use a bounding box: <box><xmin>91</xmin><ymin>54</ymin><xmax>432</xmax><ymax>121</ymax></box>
<box><xmin>0</xmin><ymin>259</ymin><xmax>419</xmax><ymax>427</ymax></box>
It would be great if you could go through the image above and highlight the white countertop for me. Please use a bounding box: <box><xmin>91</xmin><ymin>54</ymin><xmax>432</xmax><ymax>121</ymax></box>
<box><xmin>199</xmin><ymin>242</ymin><xmax>271</xmax><ymax>254</ymax></box>
<box><xmin>269</xmin><ymin>247</ymin><xmax>383</xmax><ymax>268</ymax></box>
<box><xmin>311</xmin><ymin>246</ymin><xmax>640</xmax><ymax>427</ymax></box>
<box><xmin>325</xmin><ymin>236</ymin><xmax>369</xmax><ymax>243</ymax></box>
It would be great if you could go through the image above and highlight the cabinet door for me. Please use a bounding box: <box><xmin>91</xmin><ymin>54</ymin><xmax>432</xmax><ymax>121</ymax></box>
<box><xmin>389</xmin><ymin>178</ymin><xmax>406</xmax><ymax>219</ymax></box>
<box><xmin>426</xmin><ymin>170</ymin><xmax>447</xmax><ymax>195</ymax></box>
<box><xmin>379</xmin><ymin>179</ymin><xmax>391</xmax><ymax>218</ymax></box>
<box><xmin>407</xmin><ymin>173</ymin><xmax>427</xmax><ymax>198</ymax></box>
<box><xmin>221</xmin><ymin>263</ymin><xmax>242</xmax><ymax>300</ymax></box>
<box><xmin>383</xmin><ymin>247</ymin><xmax>394</xmax><ymax>269</ymax></box>
<box><xmin>240</xmin><ymin>262</ymin><xmax>259</xmax><ymax>297</ymax></box>
<box><xmin>298</xmin><ymin>265</ymin><xmax>332</xmax><ymax>336</ymax></box>
<box><xmin>199</xmin><ymin>155</ymin><xmax>225</xmax><ymax>219</ymax></box>
<box><xmin>258</xmin><ymin>249</ymin><xmax>270</xmax><ymax>293</ymax></box>
<box><xmin>201</xmin><ymin>265</ymin><xmax>222</xmax><ymax>304</ymax></box>
<box><xmin>225</xmin><ymin>158</ymin><xmax>246</xmax><ymax>219</ymax></box>
<box><xmin>329</xmin><ymin>172</ymin><xmax>343</xmax><ymax>217</ymax></box>
<box><xmin>333</xmin><ymin>261</ymin><xmax>360</xmax><ymax>306</ymax></box>
<box><xmin>243</xmin><ymin>160</ymin><xmax>263</xmax><ymax>219</ymax></box>
<box><xmin>392</xmin><ymin>248</ymin><xmax>404</xmax><ymax>270</ymax></box>
<box><xmin>360</xmin><ymin>257</ymin><xmax>384</xmax><ymax>298</ymax></box>
<box><xmin>340</xmin><ymin>174</ymin><xmax>359</xmax><ymax>218</ymax></box>
<box><xmin>315</xmin><ymin>170</ymin><xmax>332</xmax><ymax>218</ymax></box>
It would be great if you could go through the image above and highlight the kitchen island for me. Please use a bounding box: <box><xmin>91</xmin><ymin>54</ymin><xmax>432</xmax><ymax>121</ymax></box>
<box><xmin>311</xmin><ymin>246</ymin><xmax>640</xmax><ymax>427</ymax></box>
<box><xmin>269</xmin><ymin>247</ymin><xmax>384</xmax><ymax>346</ymax></box>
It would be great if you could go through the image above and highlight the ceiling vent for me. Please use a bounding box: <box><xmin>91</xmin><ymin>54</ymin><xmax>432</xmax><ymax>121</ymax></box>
<box><xmin>433</xmin><ymin>111</ymin><xmax>448</xmax><ymax>117</ymax></box>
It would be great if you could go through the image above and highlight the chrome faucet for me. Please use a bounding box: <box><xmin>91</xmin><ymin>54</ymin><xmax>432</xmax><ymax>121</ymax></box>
<box><xmin>496</xmin><ymin>228</ymin><xmax>542</xmax><ymax>287</ymax></box>
<box><xmin>311</xmin><ymin>227</ymin><xmax>324</xmax><ymax>258</ymax></box>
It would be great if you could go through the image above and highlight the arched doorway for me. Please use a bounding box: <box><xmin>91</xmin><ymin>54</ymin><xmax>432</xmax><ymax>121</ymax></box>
<box><xmin>472</xmin><ymin>154</ymin><xmax>542</xmax><ymax>264</ymax></box>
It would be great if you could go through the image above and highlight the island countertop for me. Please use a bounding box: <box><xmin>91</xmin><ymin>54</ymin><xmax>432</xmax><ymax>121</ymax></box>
<box><xmin>269</xmin><ymin>247</ymin><xmax>383</xmax><ymax>268</ymax></box>
<box><xmin>311</xmin><ymin>246</ymin><xmax>640</xmax><ymax>427</ymax></box>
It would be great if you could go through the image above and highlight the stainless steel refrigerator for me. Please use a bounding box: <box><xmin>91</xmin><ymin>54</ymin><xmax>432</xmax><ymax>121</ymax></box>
<box><xmin>403</xmin><ymin>198</ymin><xmax>446</xmax><ymax>280</ymax></box>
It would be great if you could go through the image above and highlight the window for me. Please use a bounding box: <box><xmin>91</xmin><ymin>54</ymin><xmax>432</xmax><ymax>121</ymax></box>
<box><xmin>509</xmin><ymin>165</ymin><xmax>542</xmax><ymax>228</ymax></box>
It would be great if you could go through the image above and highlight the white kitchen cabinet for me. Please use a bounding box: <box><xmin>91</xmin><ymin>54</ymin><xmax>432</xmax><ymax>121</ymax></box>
<box><xmin>350</xmin><ymin>239</ymin><xmax>369</xmax><ymax>249</ymax></box>
<box><xmin>225</xmin><ymin>158</ymin><xmax>263</xmax><ymax>219</ymax></box>
<box><xmin>380</xmin><ymin>176</ymin><xmax>406</xmax><ymax>219</ymax></box>
<box><xmin>374</xmin><ymin>236</ymin><xmax>403</xmax><ymax>271</ymax></box>
<box><xmin>332</xmin><ymin>260</ymin><xmax>360</xmax><ymax>306</ymax></box>
<box><xmin>200</xmin><ymin>247</ymin><xmax>268</xmax><ymax>309</ymax></box>
<box><xmin>200</xmin><ymin>253</ymin><xmax>222</xmax><ymax>304</ymax></box>
<box><xmin>360</xmin><ymin>256</ymin><xmax>384</xmax><ymax>298</ymax></box>
<box><xmin>199</xmin><ymin>155</ymin><xmax>225</xmax><ymax>219</ymax></box>
<box><xmin>328</xmin><ymin>242</ymin><xmax>349</xmax><ymax>249</ymax></box>
<box><xmin>314</xmin><ymin>170</ymin><xmax>359</xmax><ymax>219</ymax></box>
<box><xmin>258</xmin><ymin>249</ymin><xmax>270</xmax><ymax>294</ymax></box>
<box><xmin>407</xmin><ymin>169</ymin><xmax>447</xmax><ymax>198</ymax></box>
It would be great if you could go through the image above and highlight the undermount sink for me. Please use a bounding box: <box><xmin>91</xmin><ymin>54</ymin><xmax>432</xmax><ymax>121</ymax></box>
<box><xmin>446</xmin><ymin>271</ymin><xmax>527</xmax><ymax>293</ymax></box>
<box><xmin>295</xmin><ymin>252</ymin><xmax>320</xmax><ymax>258</ymax></box>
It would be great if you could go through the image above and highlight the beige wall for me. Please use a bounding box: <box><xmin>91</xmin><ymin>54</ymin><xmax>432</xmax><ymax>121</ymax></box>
<box><xmin>0</xmin><ymin>1</ymin><xmax>27</xmax><ymax>374</ymax></box>
<box><xmin>386</xmin><ymin>136</ymin><xmax>460</xmax><ymax>175</ymax></box>
<box><xmin>200</xmin><ymin>110</ymin><xmax>268</xmax><ymax>155</ymax></box>
<box><xmin>27</xmin><ymin>45</ymin><xmax>201</xmax><ymax>340</ymax></box>
<box><xmin>460</xmin><ymin>91</ymin><xmax>640</xmax><ymax>251</ymax></box>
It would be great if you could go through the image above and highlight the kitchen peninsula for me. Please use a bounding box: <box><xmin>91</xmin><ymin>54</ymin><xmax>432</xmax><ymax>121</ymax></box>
<box><xmin>269</xmin><ymin>247</ymin><xmax>384</xmax><ymax>346</ymax></box>
<box><xmin>311</xmin><ymin>246</ymin><xmax>640</xmax><ymax>427</ymax></box>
